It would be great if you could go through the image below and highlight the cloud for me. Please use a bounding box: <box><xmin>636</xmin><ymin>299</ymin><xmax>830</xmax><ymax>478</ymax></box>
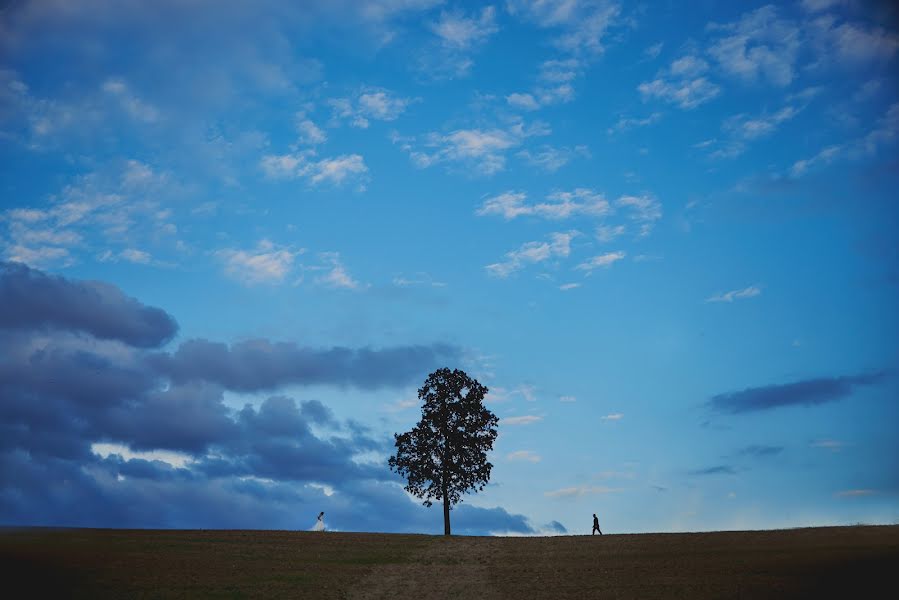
<box><xmin>689</xmin><ymin>465</ymin><xmax>737</xmax><ymax>476</ymax></box>
<box><xmin>506</xmin><ymin>0</ymin><xmax>622</xmax><ymax>56</ymax></box>
<box><xmin>575</xmin><ymin>251</ymin><xmax>625</xmax><ymax>273</ymax></box>
<box><xmin>596</xmin><ymin>224</ymin><xmax>625</xmax><ymax>243</ymax></box>
<box><xmin>507</xmin><ymin>450</ymin><xmax>541</xmax><ymax>462</ymax></box>
<box><xmin>800</xmin><ymin>0</ymin><xmax>844</xmax><ymax>12</ymax></box>
<box><xmin>400</xmin><ymin>119</ymin><xmax>550</xmax><ymax>175</ymax></box>
<box><xmin>607</xmin><ymin>112</ymin><xmax>662</xmax><ymax>135</ymax></box>
<box><xmin>706</xmin><ymin>5</ymin><xmax>799</xmax><ymax>87</ymax></box>
<box><xmin>431</xmin><ymin>6</ymin><xmax>498</xmax><ymax>49</ymax></box>
<box><xmin>215</xmin><ymin>240</ymin><xmax>301</xmax><ymax>285</ymax></box>
<box><xmin>0</xmin><ymin>263</ymin><xmax>531</xmax><ymax>534</ymax></box>
<box><xmin>726</xmin><ymin>105</ymin><xmax>802</xmax><ymax>140</ymax></box>
<box><xmin>328</xmin><ymin>89</ymin><xmax>414</xmax><ymax>129</ymax></box>
<box><xmin>808</xmin><ymin>14</ymin><xmax>899</xmax><ymax>66</ymax></box>
<box><xmin>811</xmin><ymin>439</ymin><xmax>846</xmax><ymax>451</ymax></box>
<box><xmin>417</xmin><ymin>6</ymin><xmax>499</xmax><ymax>79</ymax></box>
<box><xmin>296</xmin><ymin>116</ymin><xmax>327</xmax><ymax>145</ymax></box>
<box><xmin>559</xmin><ymin>283</ymin><xmax>580</xmax><ymax>291</ymax></box>
<box><xmin>544</xmin><ymin>485</ymin><xmax>622</xmax><ymax>498</ymax></box>
<box><xmin>516</xmin><ymin>145</ymin><xmax>589</xmax><ymax>172</ymax></box>
<box><xmin>638</xmin><ymin>55</ymin><xmax>720</xmax><ymax>109</ymax></box>
<box><xmin>260</xmin><ymin>152</ymin><xmax>369</xmax><ymax>186</ymax></box>
<box><xmin>102</xmin><ymin>78</ymin><xmax>160</xmax><ymax>123</ymax></box>
<box><xmin>706</xmin><ymin>285</ymin><xmax>761</xmax><ymax>303</ymax></box>
<box><xmin>736</xmin><ymin>445</ymin><xmax>783</xmax><ymax>458</ymax></box>
<box><xmin>314</xmin><ymin>252</ymin><xmax>363</xmax><ymax>290</ymax></box>
<box><xmin>486</xmin><ymin>231</ymin><xmax>578</xmax><ymax>278</ymax></box>
<box><xmin>152</xmin><ymin>338</ymin><xmax>461</xmax><ymax>393</ymax></box>
<box><xmin>615</xmin><ymin>195</ymin><xmax>662</xmax><ymax>236</ymax></box>
<box><xmin>2</xmin><ymin>160</ymin><xmax>180</xmax><ymax>268</ymax></box>
<box><xmin>709</xmin><ymin>371</ymin><xmax>888</xmax><ymax>414</ymax></box>
<box><xmin>600</xmin><ymin>413</ymin><xmax>623</xmax><ymax>421</ymax></box>
<box><xmin>477</xmin><ymin>189</ymin><xmax>608</xmax><ymax>220</ymax></box>
<box><xmin>790</xmin><ymin>102</ymin><xmax>898</xmax><ymax>177</ymax></box>
<box><xmin>559</xmin><ymin>395</ymin><xmax>577</xmax><ymax>402</ymax></box>
<box><xmin>835</xmin><ymin>489</ymin><xmax>876</xmax><ymax>498</ymax></box>
<box><xmin>0</xmin><ymin>261</ymin><xmax>177</xmax><ymax>347</ymax></box>
<box><xmin>502</xmin><ymin>415</ymin><xmax>543</xmax><ymax>426</ymax></box>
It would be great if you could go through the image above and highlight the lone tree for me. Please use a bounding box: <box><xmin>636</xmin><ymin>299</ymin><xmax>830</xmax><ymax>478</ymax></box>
<box><xmin>388</xmin><ymin>368</ymin><xmax>498</xmax><ymax>535</ymax></box>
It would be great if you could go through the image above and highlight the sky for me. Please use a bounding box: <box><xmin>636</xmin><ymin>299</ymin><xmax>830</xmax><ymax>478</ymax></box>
<box><xmin>1</xmin><ymin>0</ymin><xmax>898</xmax><ymax>536</ymax></box>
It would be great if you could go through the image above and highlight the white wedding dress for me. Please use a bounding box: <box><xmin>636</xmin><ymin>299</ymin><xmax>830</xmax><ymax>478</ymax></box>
<box><xmin>312</xmin><ymin>514</ymin><xmax>325</xmax><ymax>531</ymax></box>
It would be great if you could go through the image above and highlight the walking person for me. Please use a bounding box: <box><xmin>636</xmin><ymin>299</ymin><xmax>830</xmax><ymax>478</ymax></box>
<box><xmin>312</xmin><ymin>511</ymin><xmax>325</xmax><ymax>531</ymax></box>
<box><xmin>592</xmin><ymin>513</ymin><xmax>602</xmax><ymax>535</ymax></box>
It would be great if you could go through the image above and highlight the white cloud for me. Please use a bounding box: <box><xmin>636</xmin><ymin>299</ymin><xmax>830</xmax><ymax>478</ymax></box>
<box><xmin>502</xmin><ymin>415</ymin><xmax>543</xmax><ymax>426</ymax></box>
<box><xmin>260</xmin><ymin>151</ymin><xmax>368</xmax><ymax>186</ymax></box>
<box><xmin>418</xmin><ymin>6</ymin><xmax>499</xmax><ymax>79</ymax></box>
<box><xmin>102</xmin><ymin>78</ymin><xmax>160</xmax><ymax>123</ymax></box>
<box><xmin>790</xmin><ymin>102</ymin><xmax>899</xmax><ymax>177</ymax></box>
<box><xmin>507</xmin><ymin>0</ymin><xmax>622</xmax><ymax>56</ymax></box>
<box><xmin>559</xmin><ymin>395</ymin><xmax>577</xmax><ymax>402</ymax></box>
<box><xmin>835</xmin><ymin>489</ymin><xmax>875</xmax><ymax>498</ymax></box>
<box><xmin>607</xmin><ymin>112</ymin><xmax>662</xmax><ymax>135</ymax></box>
<box><xmin>315</xmin><ymin>252</ymin><xmax>363</xmax><ymax>290</ymax></box>
<box><xmin>392</xmin><ymin>272</ymin><xmax>446</xmax><ymax>287</ymax></box>
<box><xmin>477</xmin><ymin>189</ymin><xmax>608</xmax><ymax>220</ymax></box>
<box><xmin>615</xmin><ymin>195</ymin><xmax>662</xmax><ymax>236</ymax></box>
<box><xmin>296</xmin><ymin>116</ymin><xmax>327</xmax><ymax>145</ymax></box>
<box><xmin>486</xmin><ymin>231</ymin><xmax>578</xmax><ymax>278</ymax></box>
<box><xmin>400</xmin><ymin>119</ymin><xmax>550</xmax><ymax>175</ymax></box>
<box><xmin>601</xmin><ymin>413</ymin><xmax>623</xmax><ymax>421</ymax></box>
<box><xmin>727</xmin><ymin>105</ymin><xmax>801</xmax><ymax>141</ymax></box>
<box><xmin>790</xmin><ymin>144</ymin><xmax>842</xmax><ymax>177</ymax></box>
<box><xmin>809</xmin><ymin>15</ymin><xmax>899</xmax><ymax>66</ymax></box>
<box><xmin>328</xmin><ymin>89</ymin><xmax>414</xmax><ymax>128</ymax></box>
<box><xmin>507</xmin><ymin>450</ymin><xmax>541</xmax><ymax>463</ymax></box>
<box><xmin>638</xmin><ymin>55</ymin><xmax>720</xmax><ymax>109</ymax></box>
<box><xmin>644</xmin><ymin>42</ymin><xmax>663</xmax><ymax>59</ymax></box>
<box><xmin>516</xmin><ymin>145</ymin><xmax>588</xmax><ymax>172</ymax></box>
<box><xmin>707</xmin><ymin>5</ymin><xmax>799</xmax><ymax>87</ymax></box>
<box><xmin>596</xmin><ymin>224</ymin><xmax>625</xmax><ymax>242</ymax></box>
<box><xmin>98</xmin><ymin>248</ymin><xmax>158</xmax><ymax>265</ymax></box>
<box><xmin>544</xmin><ymin>485</ymin><xmax>623</xmax><ymax>498</ymax></box>
<box><xmin>216</xmin><ymin>239</ymin><xmax>301</xmax><ymax>285</ymax></box>
<box><xmin>559</xmin><ymin>282</ymin><xmax>580</xmax><ymax>291</ymax></box>
<box><xmin>431</xmin><ymin>6</ymin><xmax>498</xmax><ymax>48</ymax></box>
<box><xmin>576</xmin><ymin>251</ymin><xmax>625</xmax><ymax>272</ymax></box>
<box><xmin>706</xmin><ymin>285</ymin><xmax>761</xmax><ymax>303</ymax></box>
<box><xmin>811</xmin><ymin>439</ymin><xmax>846</xmax><ymax>451</ymax></box>
<box><xmin>506</xmin><ymin>92</ymin><xmax>540</xmax><ymax>111</ymax></box>
<box><xmin>2</xmin><ymin>160</ymin><xmax>177</xmax><ymax>267</ymax></box>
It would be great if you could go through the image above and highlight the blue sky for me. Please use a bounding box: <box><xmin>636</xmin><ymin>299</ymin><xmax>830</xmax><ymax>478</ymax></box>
<box><xmin>1</xmin><ymin>0</ymin><xmax>897</xmax><ymax>535</ymax></box>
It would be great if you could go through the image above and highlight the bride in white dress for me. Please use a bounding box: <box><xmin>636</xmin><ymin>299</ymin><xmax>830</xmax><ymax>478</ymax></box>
<box><xmin>312</xmin><ymin>511</ymin><xmax>325</xmax><ymax>531</ymax></box>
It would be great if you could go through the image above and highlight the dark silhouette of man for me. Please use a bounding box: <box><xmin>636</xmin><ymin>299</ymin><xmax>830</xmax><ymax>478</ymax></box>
<box><xmin>592</xmin><ymin>513</ymin><xmax>602</xmax><ymax>535</ymax></box>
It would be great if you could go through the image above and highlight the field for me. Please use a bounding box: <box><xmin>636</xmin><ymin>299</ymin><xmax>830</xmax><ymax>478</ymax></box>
<box><xmin>2</xmin><ymin>525</ymin><xmax>897</xmax><ymax>599</ymax></box>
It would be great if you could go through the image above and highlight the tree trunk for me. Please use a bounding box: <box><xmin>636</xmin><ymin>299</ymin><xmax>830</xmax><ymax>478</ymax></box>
<box><xmin>443</xmin><ymin>486</ymin><xmax>451</xmax><ymax>535</ymax></box>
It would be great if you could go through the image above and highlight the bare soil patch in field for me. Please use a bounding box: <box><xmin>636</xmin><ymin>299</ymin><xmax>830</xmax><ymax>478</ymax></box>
<box><xmin>2</xmin><ymin>525</ymin><xmax>897</xmax><ymax>599</ymax></box>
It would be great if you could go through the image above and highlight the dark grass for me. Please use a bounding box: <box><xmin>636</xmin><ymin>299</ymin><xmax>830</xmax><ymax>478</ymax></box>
<box><xmin>1</xmin><ymin>525</ymin><xmax>897</xmax><ymax>599</ymax></box>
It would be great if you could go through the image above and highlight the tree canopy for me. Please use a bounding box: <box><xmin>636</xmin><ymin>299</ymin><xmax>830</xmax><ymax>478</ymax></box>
<box><xmin>388</xmin><ymin>368</ymin><xmax>498</xmax><ymax>535</ymax></box>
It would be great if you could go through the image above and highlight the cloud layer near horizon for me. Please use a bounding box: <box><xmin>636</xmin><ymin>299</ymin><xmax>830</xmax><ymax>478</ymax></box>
<box><xmin>0</xmin><ymin>261</ymin><xmax>530</xmax><ymax>534</ymax></box>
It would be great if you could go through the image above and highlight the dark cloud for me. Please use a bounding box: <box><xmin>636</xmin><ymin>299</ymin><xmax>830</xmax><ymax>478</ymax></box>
<box><xmin>689</xmin><ymin>465</ymin><xmax>737</xmax><ymax>476</ymax></box>
<box><xmin>0</xmin><ymin>261</ymin><xmax>178</xmax><ymax>347</ymax></box>
<box><xmin>708</xmin><ymin>372</ymin><xmax>889</xmax><ymax>414</ymax></box>
<box><xmin>545</xmin><ymin>520</ymin><xmax>567</xmax><ymax>533</ymax></box>
<box><xmin>736</xmin><ymin>445</ymin><xmax>783</xmax><ymax>458</ymax></box>
<box><xmin>149</xmin><ymin>338</ymin><xmax>460</xmax><ymax>391</ymax></box>
<box><xmin>0</xmin><ymin>263</ymin><xmax>529</xmax><ymax>534</ymax></box>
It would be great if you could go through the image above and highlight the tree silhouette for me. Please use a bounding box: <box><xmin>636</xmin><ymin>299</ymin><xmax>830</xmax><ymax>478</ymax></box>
<box><xmin>388</xmin><ymin>368</ymin><xmax>498</xmax><ymax>535</ymax></box>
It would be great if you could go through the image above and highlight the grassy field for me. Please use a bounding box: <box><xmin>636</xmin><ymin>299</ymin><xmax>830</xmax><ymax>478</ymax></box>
<box><xmin>2</xmin><ymin>525</ymin><xmax>897</xmax><ymax>599</ymax></box>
